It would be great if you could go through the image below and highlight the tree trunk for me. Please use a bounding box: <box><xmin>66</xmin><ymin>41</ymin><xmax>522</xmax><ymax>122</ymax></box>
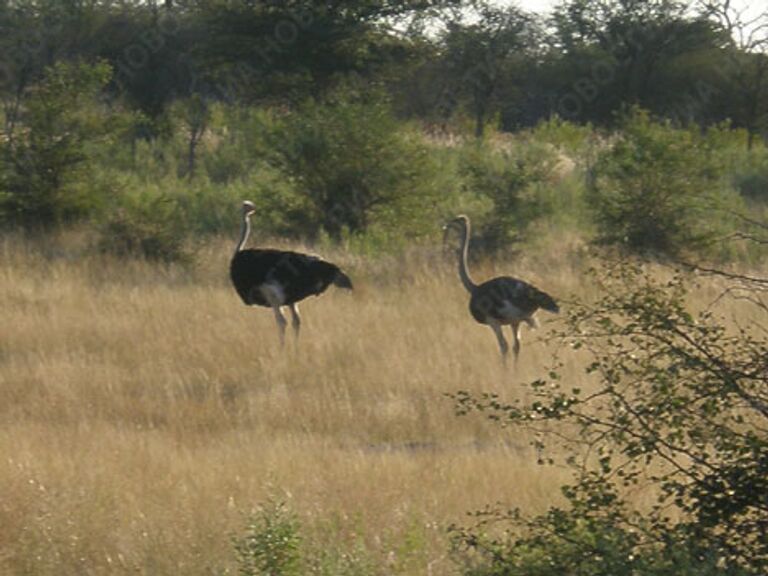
<box><xmin>474</xmin><ymin>100</ymin><xmax>486</xmax><ymax>139</ymax></box>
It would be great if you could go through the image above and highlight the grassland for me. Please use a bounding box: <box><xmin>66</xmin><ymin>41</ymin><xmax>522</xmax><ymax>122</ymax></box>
<box><xmin>0</xmin><ymin>229</ymin><xmax>752</xmax><ymax>575</ymax></box>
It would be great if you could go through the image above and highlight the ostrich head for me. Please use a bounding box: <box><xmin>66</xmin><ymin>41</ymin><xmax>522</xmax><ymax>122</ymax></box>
<box><xmin>445</xmin><ymin>214</ymin><xmax>470</xmax><ymax>229</ymax></box>
<box><xmin>242</xmin><ymin>200</ymin><xmax>256</xmax><ymax>217</ymax></box>
<box><xmin>442</xmin><ymin>214</ymin><xmax>470</xmax><ymax>252</ymax></box>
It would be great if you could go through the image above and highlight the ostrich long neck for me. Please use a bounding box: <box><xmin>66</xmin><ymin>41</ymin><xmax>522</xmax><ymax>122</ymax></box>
<box><xmin>235</xmin><ymin>213</ymin><xmax>251</xmax><ymax>254</ymax></box>
<box><xmin>456</xmin><ymin>222</ymin><xmax>477</xmax><ymax>294</ymax></box>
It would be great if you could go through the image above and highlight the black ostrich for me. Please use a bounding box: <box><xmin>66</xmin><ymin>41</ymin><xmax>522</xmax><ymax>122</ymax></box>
<box><xmin>443</xmin><ymin>215</ymin><xmax>559</xmax><ymax>363</ymax></box>
<box><xmin>230</xmin><ymin>201</ymin><xmax>353</xmax><ymax>344</ymax></box>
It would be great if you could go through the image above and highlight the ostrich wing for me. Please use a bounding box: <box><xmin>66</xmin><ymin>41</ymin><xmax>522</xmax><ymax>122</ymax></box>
<box><xmin>230</xmin><ymin>249</ymin><xmax>346</xmax><ymax>306</ymax></box>
<box><xmin>471</xmin><ymin>277</ymin><xmax>559</xmax><ymax>322</ymax></box>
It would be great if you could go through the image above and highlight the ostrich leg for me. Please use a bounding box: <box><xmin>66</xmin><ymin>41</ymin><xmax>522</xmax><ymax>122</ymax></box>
<box><xmin>288</xmin><ymin>303</ymin><xmax>301</xmax><ymax>339</ymax></box>
<box><xmin>272</xmin><ymin>306</ymin><xmax>287</xmax><ymax>346</ymax></box>
<box><xmin>510</xmin><ymin>321</ymin><xmax>521</xmax><ymax>364</ymax></box>
<box><xmin>490</xmin><ymin>322</ymin><xmax>509</xmax><ymax>364</ymax></box>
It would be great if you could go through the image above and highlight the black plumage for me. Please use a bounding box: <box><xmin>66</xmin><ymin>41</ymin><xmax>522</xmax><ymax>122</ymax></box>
<box><xmin>230</xmin><ymin>249</ymin><xmax>352</xmax><ymax>307</ymax></box>
<box><xmin>231</xmin><ymin>200</ymin><xmax>353</xmax><ymax>343</ymax></box>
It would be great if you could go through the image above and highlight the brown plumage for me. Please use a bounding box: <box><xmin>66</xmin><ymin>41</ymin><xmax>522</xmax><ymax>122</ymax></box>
<box><xmin>443</xmin><ymin>215</ymin><xmax>559</xmax><ymax>362</ymax></box>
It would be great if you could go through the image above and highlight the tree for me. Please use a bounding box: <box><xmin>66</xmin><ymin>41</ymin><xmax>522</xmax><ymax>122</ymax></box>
<box><xmin>272</xmin><ymin>88</ymin><xmax>443</xmax><ymax>241</ymax></box>
<box><xmin>698</xmin><ymin>0</ymin><xmax>768</xmax><ymax>148</ymax></box>
<box><xmin>0</xmin><ymin>0</ymin><xmax>56</xmax><ymax>144</ymax></box>
<box><xmin>193</xmin><ymin>0</ymin><xmax>453</xmax><ymax>105</ymax></box>
<box><xmin>549</xmin><ymin>0</ymin><xmax>725</xmax><ymax>124</ymax></box>
<box><xmin>173</xmin><ymin>94</ymin><xmax>211</xmax><ymax>179</ymax></box>
<box><xmin>451</xmin><ymin>259</ymin><xmax>768</xmax><ymax>575</ymax></box>
<box><xmin>1</xmin><ymin>60</ymin><xmax>112</xmax><ymax>226</ymax></box>
<box><xmin>587</xmin><ymin>108</ymin><xmax>736</xmax><ymax>257</ymax></box>
<box><xmin>102</xmin><ymin>1</ymin><xmax>198</xmax><ymax>126</ymax></box>
<box><xmin>438</xmin><ymin>2</ymin><xmax>539</xmax><ymax>137</ymax></box>
<box><xmin>458</xmin><ymin>139</ymin><xmax>556</xmax><ymax>252</ymax></box>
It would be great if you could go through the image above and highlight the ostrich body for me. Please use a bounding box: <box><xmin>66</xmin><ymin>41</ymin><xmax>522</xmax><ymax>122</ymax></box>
<box><xmin>230</xmin><ymin>201</ymin><xmax>353</xmax><ymax>344</ymax></box>
<box><xmin>444</xmin><ymin>215</ymin><xmax>559</xmax><ymax>362</ymax></box>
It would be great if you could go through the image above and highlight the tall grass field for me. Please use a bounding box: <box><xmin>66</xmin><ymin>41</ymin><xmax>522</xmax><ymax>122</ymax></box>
<box><xmin>1</xmin><ymin>229</ymin><xmax>755</xmax><ymax>575</ymax></box>
<box><xmin>2</xmin><ymin>7</ymin><xmax>767</xmax><ymax>573</ymax></box>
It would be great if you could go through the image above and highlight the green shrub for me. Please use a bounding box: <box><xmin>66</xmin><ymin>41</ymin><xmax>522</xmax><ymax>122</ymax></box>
<box><xmin>588</xmin><ymin>108</ymin><xmax>740</xmax><ymax>258</ymax></box>
<box><xmin>452</xmin><ymin>499</ymin><xmax>750</xmax><ymax>576</ymax></box>
<box><xmin>203</xmin><ymin>106</ymin><xmax>283</xmax><ymax>185</ymax></box>
<box><xmin>228</xmin><ymin>502</ymin><xmax>441</xmax><ymax>576</ymax></box>
<box><xmin>97</xmin><ymin>191</ymin><xmax>191</xmax><ymax>264</ymax></box>
<box><xmin>272</xmin><ymin>87</ymin><xmax>446</xmax><ymax>242</ymax></box>
<box><xmin>91</xmin><ymin>160</ymin><xmax>299</xmax><ymax>262</ymax></box>
<box><xmin>732</xmin><ymin>147</ymin><xmax>768</xmax><ymax>202</ymax></box>
<box><xmin>233</xmin><ymin>501</ymin><xmax>303</xmax><ymax>576</ymax></box>
<box><xmin>171</xmin><ymin>168</ymin><xmax>300</xmax><ymax>239</ymax></box>
<box><xmin>1</xmin><ymin>60</ymin><xmax>113</xmax><ymax>226</ymax></box>
<box><xmin>306</xmin><ymin>536</ymin><xmax>378</xmax><ymax>576</ymax></box>
<box><xmin>530</xmin><ymin>116</ymin><xmax>595</xmax><ymax>164</ymax></box>
<box><xmin>457</xmin><ymin>138</ymin><xmax>557</xmax><ymax>252</ymax></box>
<box><xmin>736</xmin><ymin>168</ymin><xmax>768</xmax><ymax>201</ymax></box>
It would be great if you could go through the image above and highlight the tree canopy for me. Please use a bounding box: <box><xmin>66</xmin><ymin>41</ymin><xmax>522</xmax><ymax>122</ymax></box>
<box><xmin>0</xmin><ymin>0</ymin><xmax>765</xmax><ymax>134</ymax></box>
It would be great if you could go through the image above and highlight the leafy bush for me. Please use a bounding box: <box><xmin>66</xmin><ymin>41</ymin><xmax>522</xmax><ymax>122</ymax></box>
<box><xmin>229</xmin><ymin>501</ymin><xmax>436</xmax><ymax>576</ymax></box>
<box><xmin>1</xmin><ymin>60</ymin><xmax>113</xmax><ymax>226</ymax></box>
<box><xmin>732</xmin><ymin>147</ymin><xmax>768</xmax><ymax>203</ymax></box>
<box><xmin>736</xmin><ymin>168</ymin><xmax>768</xmax><ymax>202</ymax></box>
<box><xmin>588</xmin><ymin>108</ymin><xmax>739</xmax><ymax>257</ymax></box>
<box><xmin>271</xmin><ymin>87</ymin><xmax>446</xmax><ymax>242</ymax></box>
<box><xmin>451</xmin><ymin>261</ymin><xmax>768</xmax><ymax>576</ymax></box>
<box><xmin>91</xmin><ymin>159</ymin><xmax>300</xmax><ymax>263</ymax></box>
<box><xmin>170</xmin><ymin>168</ymin><xmax>299</xmax><ymax>239</ymax></box>
<box><xmin>233</xmin><ymin>501</ymin><xmax>304</xmax><ymax>576</ymax></box>
<box><xmin>458</xmin><ymin>138</ymin><xmax>557</xmax><ymax>252</ymax></box>
<box><xmin>97</xmin><ymin>192</ymin><xmax>191</xmax><ymax>264</ymax></box>
<box><xmin>530</xmin><ymin>116</ymin><xmax>595</xmax><ymax>164</ymax></box>
<box><xmin>202</xmin><ymin>106</ymin><xmax>283</xmax><ymax>185</ymax></box>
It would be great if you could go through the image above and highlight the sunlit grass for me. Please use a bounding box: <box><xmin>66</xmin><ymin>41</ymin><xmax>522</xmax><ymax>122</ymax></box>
<box><xmin>0</xmin><ymin>230</ymin><xmax>755</xmax><ymax>575</ymax></box>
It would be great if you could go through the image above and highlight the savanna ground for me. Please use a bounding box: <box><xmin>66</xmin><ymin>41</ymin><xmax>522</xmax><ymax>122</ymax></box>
<box><xmin>0</xmin><ymin>227</ymin><xmax>753</xmax><ymax>576</ymax></box>
<box><xmin>2</xmin><ymin>2</ymin><xmax>767</xmax><ymax>571</ymax></box>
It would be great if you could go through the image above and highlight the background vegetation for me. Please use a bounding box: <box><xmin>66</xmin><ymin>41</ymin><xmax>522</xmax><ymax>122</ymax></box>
<box><xmin>1</xmin><ymin>0</ymin><xmax>767</xmax><ymax>260</ymax></box>
<box><xmin>1</xmin><ymin>0</ymin><xmax>766</xmax><ymax>574</ymax></box>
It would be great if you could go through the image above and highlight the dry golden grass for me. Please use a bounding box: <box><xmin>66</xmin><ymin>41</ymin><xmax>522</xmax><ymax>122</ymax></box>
<box><xmin>0</xmin><ymin>230</ymin><xmax>752</xmax><ymax>575</ymax></box>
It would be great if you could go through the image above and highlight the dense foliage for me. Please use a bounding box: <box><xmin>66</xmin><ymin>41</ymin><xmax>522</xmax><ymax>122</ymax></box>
<box><xmin>458</xmin><ymin>138</ymin><xmax>557</xmax><ymax>252</ymax></box>
<box><xmin>0</xmin><ymin>0</ymin><xmax>766</xmax><ymax>260</ymax></box>
<box><xmin>1</xmin><ymin>60</ymin><xmax>114</xmax><ymax>226</ymax></box>
<box><xmin>270</xmin><ymin>89</ymin><xmax>445</xmax><ymax>241</ymax></box>
<box><xmin>588</xmin><ymin>108</ymin><xmax>739</xmax><ymax>257</ymax></box>
<box><xmin>451</xmin><ymin>262</ymin><xmax>768</xmax><ymax>575</ymax></box>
